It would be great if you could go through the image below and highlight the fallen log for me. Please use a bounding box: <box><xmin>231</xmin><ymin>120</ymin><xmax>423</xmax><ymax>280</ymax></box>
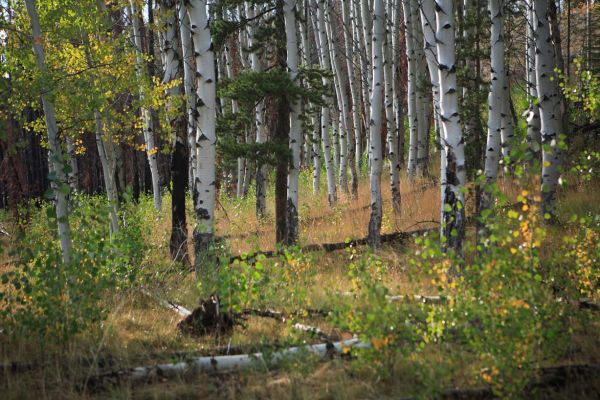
<box><xmin>85</xmin><ymin>338</ymin><xmax>370</xmax><ymax>388</ymax></box>
<box><xmin>227</xmin><ymin>227</ymin><xmax>437</xmax><ymax>264</ymax></box>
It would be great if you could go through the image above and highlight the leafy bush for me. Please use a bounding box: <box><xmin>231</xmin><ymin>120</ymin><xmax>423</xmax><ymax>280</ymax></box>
<box><xmin>0</xmin><ymin>193</ymin><xmax>145</xmax><ymax>341</ymax></box>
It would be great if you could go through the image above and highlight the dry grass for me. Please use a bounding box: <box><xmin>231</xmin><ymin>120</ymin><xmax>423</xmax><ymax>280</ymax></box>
<box><xmin>1</xmin><ymin>168</ymin><xmax>599</xmax><ymax>399</ymax></box>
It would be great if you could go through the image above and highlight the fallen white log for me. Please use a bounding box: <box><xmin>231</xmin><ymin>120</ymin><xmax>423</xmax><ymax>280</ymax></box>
<box><xmin>139</xmin><ymin>288</ymin><xmax>192</xmax><ymax>317</ymax></box>
<box><xmin>92</xmin><ymin>338</ymin><xmax>370</xmax><ymax>384</ymax></box>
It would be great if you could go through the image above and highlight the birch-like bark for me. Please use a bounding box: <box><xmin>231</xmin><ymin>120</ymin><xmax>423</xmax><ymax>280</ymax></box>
<box><xmin>284</xmin><ymin>0</ymin><xmax>303</xmax><ymax>245</ymax></box>
<box><xmin>419</xmin><ymin>0</ymin><xmax>441</xmax><ymax>161</ymax></box>
<box><xmin>480</xmin><ymin>0</ymin><xmax>505</xmax><ymax>212</ymax></box>
<box><xmin>245</xmin><ymin>2</ymin><xmax>268</xmax><ymax>219</ymax></box>
<box><xmin>361</xmin><ymin>0</ymin><xmax>373</xmax><ymax>117</ymax></box>
<box><xmin>526</xmin><ymin>0</ymin><xmax>541</xmax><ymax>158</ymax></box>
<box><xmin>436</xmin><ymin>0</ymin><xmax>466</xmax><ymax>254</ymax></box>
<box><xmin>186</xmin><ymin>0</ymin><xmax>217</xmax><ymax>274</ymax></box>
<box><xmin>368</xmin><ymin>0</ymin><xmax>385</xmax><ymax>247</ymax></box>
<box><xmin>533</xmin><ymin>0</ymin><xmax>563</xmax><ymax>220</ymax></box>
<box><xmin>342</xmin><ymin>0</ymin><xmax>360</xmax><ymax>197</ymax></box>
<box><xmin>65</xmin><ymin>137</ymin><xmax>78</xmax><ymax>192</ymax></box>
<box><xmin>351</xmin><ymin>0</ymin><xmax>366</xmax><ymax>172</ymax></box>
<box><xmin>326</xmin><ymin>6</ymin><xmax>350</xmax><ymax>194</ymax></box>
<box><xmin>25</xmin><ymin>0</ymin><xmax>72</xmax><ymax>263</ymax></box>
<box><xmin>384</xmin><ymin>0</ymin><xmax>400</xmax><ymax>212</ymax></box>
<box><xmin>179</xmin><ymin>4</ymin><xmax>197</xmax><ymax>191</ymax></box>
<box><xmin>317</xmin><ymin>0</ymin><xmax>337</xmax><ymax>207</ymax></box>
<box><xmin>411</xmin><ymin>0</ymin><xmax>428</xmax><ymax>175</ymax></box>
<box><xmin>130</xmin><ymin>0</ymin><xmax>162</xmax><ymax>212</ymax></box>
<box><xmin>402</xmin><ymin>0</ymin><xmax>418</xmax><ymax>178</ymax></box>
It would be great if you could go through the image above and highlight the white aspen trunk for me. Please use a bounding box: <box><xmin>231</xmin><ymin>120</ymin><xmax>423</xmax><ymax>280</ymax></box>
<box><xmin>130</xmin><ymin>0</ymin><xmax>161</xmax><ymax>212</ymax></box>
<box><xmin>383</xmin><ymin>0</ymin><xmax>400</xmax><ymax>212</ymax></box>
<box><xmin>411</xmin><ymin>0</ymin><xmax>427</xmax><ymax>175</ymax></box>
<box><xmin>326</xmin><ymin>6</ymin><xmax>350</xmax><ymax>195</ymax></box>
<box><xmin>436</xmin><ymin>0</ymin><xmax>466</xmax><ymax>253</ymax></box>
<box><xmin>237</xmin><ymin>5</ymin><xmax>251</xmax><ymax>70</ymax></box>
<box><xmin>500</xmin><ymin>81</ymin><xmax>514</xmax><ymax>169</ymax></box>
<box><xmin>65</xmin><ymin>137</ymin><xmax>78</xmax><ymax>192</ymax></box>
<box><xmin>351</xmin><ymin>0</ymin><xmax>366</xmax><ymax>172</ymax></box>
<box><xmin>342</xmin><ymin>0</ymin><xmax>360</xmax><ymax>197</ymax></box>
<box><xmin>245</xmin><ymin>2</ymin><xmax>268</xmax><ymax>219</ymax></box>
<box><xmin>419</xmin><ymin>0</ymin><xmax>441</xmax><ymax>163</ymax></box>
<box><xmin>332</xmin><ymin>111</ymin><xmax>340</xmax><ymax>172</ymax></box>
<box><xmin>186</xmin><ymin>0</ymin><xmax>217</xmax><ymax>273</ymax></box>
<box><xmin>361</xmin><ymin>0</ymin><xmax>373</xmax><ymax>118</ymax></box>
<box><xmin>179</xmin><ymin>4</ymin><xmax>198</xmax><ymax>191</ymax></box>
<box><xmin>25</xmin><ymin>0</ymin><xmax>72</xmax><ymax>263</ymax></box>
<box><xmin>533</xmin><ymin>0</ymin><xmax>563</xmax><ymax>220</ymax></box>
<box><xmin>368</xmin><ymin>0</ymin><xmax>385</xmax><ymax>247</ymax></box>
<box><xmin>94</xmin><ymin>111</ymin><xmax>119</xmax><ymax>235</ymax></box>
<box><xmin>526</xmin><ymin>0</ymin><xmax>541</xmax><ymax>158</ymax></box>
<box><xmin>481</xmin><ymin>0</ymin><xmax>505</xmax><ymax>211</ymax></box>
<box><xmin>402</xmin><ymin>0</ymin><xmax>418</xmax><ymax>178</ymax></box>
<box><xmin>317</xmin><ymin>0</ymin><xmax>337</xmax><ymax>207</ymax></box>
<box><xmin>284</xmin><ymin>0</ymin><xmax>303</xmax><ymax>244</ymax></box>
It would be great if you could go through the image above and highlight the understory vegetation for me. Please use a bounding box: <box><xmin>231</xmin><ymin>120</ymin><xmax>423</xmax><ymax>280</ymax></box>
<box><xmin>1</xmin><ymin>164</ymin><xmax>598</xmax><ymax>399</ymax></box>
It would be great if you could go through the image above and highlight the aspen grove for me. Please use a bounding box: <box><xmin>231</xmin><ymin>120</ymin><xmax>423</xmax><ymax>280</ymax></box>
<box><xmin>1</xmin><ymin>0</ymin><xmax>599</xmax><ymax>398</ymax></box>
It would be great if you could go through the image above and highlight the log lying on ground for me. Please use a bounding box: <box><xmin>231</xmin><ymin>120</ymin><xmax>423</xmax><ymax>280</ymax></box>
<box><xmin>86</xmin><ymin>338</ymin><xmax>370</xmax><ymax>387</ymax></box>
<box><xmin>227</xmin><ymin>227</ymin><xmax>437</xmax><ymax>264</ymax></box>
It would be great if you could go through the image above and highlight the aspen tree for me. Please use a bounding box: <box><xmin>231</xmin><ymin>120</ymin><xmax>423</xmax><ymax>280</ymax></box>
<box><xmin>436</xmin><ymin>0</ymin><xmax>466</xmax><ymax>253</ymax></box>
<box><xmin>368</xmin><ymin>0</ymin><xmax>385</xmax><ymax>247</ymax></box>
<box><xmin>481</xmin><ymin>0</ymin><xmax>505</xmax><ymax>212</ymax></box>
<box><xmin>342</xmin><ymin>0</ymin><xmax>360</xmax><ymax>197</ymax></box>
<box><xmin>24</xmin><ymin>0</ymin><xmax>72</xmax><ymax>263</ymax></box>
<box><xmin>316</xmin><ymin>0</ymin><xmax>337</xmax><ymax>207</ymax></box>
<box><xmin>384</xmin><ymin>0</ymin><xmax>400</xmax><ymax>212</ymax></box>
<box><xmin>130</xmin><ymin>0</ymin><xmax>162</xmax><ymax>212</ymax></box>
<box><xmin>185</xmin><ymin>0</ymin><xmax>217</xmax><ymax>273</ymax></box>
<box><xmin>402</xmin><ymin>0</ymin><xmax>418</xmax><ymax>178</ymax></box>
<box><xmin>525</xmin><ymin>0</ymin><xmax>541</xmax><ymax>158</ymax></box>
<box><xmin>284</xmin><ymin>0</ymin><xmax>303</xmax><ymax>244</ymax></box>
<box><xmin>533</xmin><ymin>0</ymin><xmax>563</xmax><ymax>220</ymax></box>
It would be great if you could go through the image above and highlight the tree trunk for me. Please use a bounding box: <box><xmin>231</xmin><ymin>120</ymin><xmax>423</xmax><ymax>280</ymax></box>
<box><xmin>534</xmin><ymin>0</ymin><xmax>563</xmax><ymax>221</ymax></box>
<box><xmin>480</xmin><ymin>0</ymin><xmax>505</xmax><ymax>213</ymax></box>
<box><xmin>368</xmin><ymin>0</ymin><xmax>385</xmax><ymax>248</ymax></box>
<box><xmin>130</xmin><ymin>0</ymin><xmax>162</xmax><ymax>212</ymax></box>
<box><xmin>316</xmin><ymin>0</ymin><xmax>337</xmax><ymax>207</ymax></box>
<box><xmin>159</xmin><ymin>0</ymin><xmax>189</xmax><ymax>265</ymax></box>
<box><xmin>384</xmin><ymin>0</ymin><xmax>400</xmax><ymax>213</ymax></box>
<box><xmin>186</xmin><ymin>0</ymin><xmax>217</xmax><ymax>275</ymax></box>
<box><xmin>436</xmin><ymin>0</ymin><xmax>466</xmax><ymax>254</ymax></box>
<box><xmin>526</xmin><ymin>0</ymin><xmax>541</xmax><ymax>159</ymax></box>
<box><xmin>25</xmin><ymin>0</ymin><xmax>72</xmax><ymax>264</ymax></box>
<box><xmin>284</xmin><ymin>0</ymin><xmax>303</xmax><ymax>245</ymax></box>
<box><xmin>403</xmin><ymin>0</ymin><xmax>418</xmax><ymax>178</ymax></box>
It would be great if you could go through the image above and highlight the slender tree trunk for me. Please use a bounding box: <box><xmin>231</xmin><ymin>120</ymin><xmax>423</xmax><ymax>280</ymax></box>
<box><xmin>403</xmin><ymin>0</ymin><xmax>418</xmax><ymax>178</ymax></box>
<box><xmin>65</xmin><ymin>137</ymin><xmax>78</xmax><ymax>192</ymax></box>
<box><xmin>130</xmin><ymin>0</ymin><xmax>162</xmax><ymax>212</ymax></box>
<box><xmin>412</xmin><ymin>0</ymin><xmax>428</xmax><ymax>175</ymax></box>
<box><xmin>317</xmin><ymin>0</ymin><xmax>337</xmax><ymax>207</ymax></box>
<box><xmin>352</xmin><ymin>0</ymin><xmax>366</xmax><ymax>172</ymax></box>
<box><xmin>186</xmin><ymin>0</ymin><xmax>217</xmax><ymax>274</ymax></box>
<box><xmin>384</xmin><ymin>0</ymin><xmax>400</xmax><ymax>212</ymax></box>
<box><xmin>368</xmin><ymin>0</ymin><xmax>385</xmax><ymax>247</ymax></box>
<box><xmin>534</xmin><ymin>0</ymin><xmax>563</xmax><ymax>221</ymax></box>
<box><xmin>25</xmin><ymin>0</ymin><xmax>72</xmax><ymax>263</ymax></box>
<box><xmin>525</xmin><ymin>0</ymin><xmax>541</xmax><ymax>159</ymax></box>
<box><xmin>436</xmin><ymin>0</ymin><xmax>466</xmax><ymax>254</ymax></box>
<box><xmin>392</xmin><ymin>0</ymin><xmax>404</xmax><ymax>169</ymax></box>
<box><xmin>284</xmin><ymin>0</ymin><xmax>303</xmax><ymax>245</ymax></box>
<box><xmin>480</xmin><ymin>0</ymin><xmax>505</xmax><ymax>213</ymax></box>
<box><xmin>342</xmin><ymin>0</ymin><xmax>360</xmax><ymax>198</ymax></box>
<box><xmin>160</xmin><ymin>0</ymin><xmax>189</xmax><ymax>265</ymax></box>
<box><xmin>179</xmin><ymin>4</ymin><xmax>198</xmax><ymax>191</ymax></box>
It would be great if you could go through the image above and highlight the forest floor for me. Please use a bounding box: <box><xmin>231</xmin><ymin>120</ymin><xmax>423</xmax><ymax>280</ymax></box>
<box><xmin>1</xmin><ymin>170</ymin><xmax>599</xmax><ymax>399</ymax></box>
